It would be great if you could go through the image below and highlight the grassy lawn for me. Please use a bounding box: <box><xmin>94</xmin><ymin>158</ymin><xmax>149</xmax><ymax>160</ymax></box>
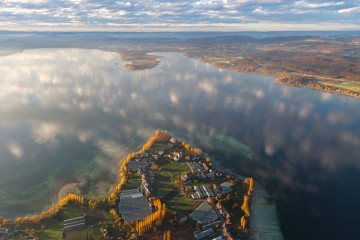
<box><xmin>160</xmin><ymin>161</ymin><xmax>190</xmax><ymax>179</ymax></box>
<box><xmin>39</xmin><ymin>229</ymin><xmax>63</xmax><ymax>240</ymax></box>
<box><xmin>87</xmin><ymin>226</ymin><xmax>103</xmax><ymax>240</ymax></box>
<box><xmin>154</xmin><ymin>174</ymin><xmax>174</xmax><ymax>199</ymax></box>
<box><xmin>166</xmin><ymin>194</ymin><xmax>200</xmax><ymax>215</ymax></box>
<box><xmin>154</xmin><ymin>161</ymin><xmax>190</xmax><ymax>199</ymax></box>
<box><xmin>122</xmin><ymin>174</ymin><xmax>142</xmax><ymax>190</ymax></box>
<box><xmin>321</xmin><ymin>81</ymin><xmax>360</xmax><ymax>93</ymax></box>
<box><xmin>60</xmin><ymin>203</ymin><xmax>90</xmax><ymax>220</ymax></box>
<box><xmin>152</xmin><ymin>161</ymin><xmax>199</xmax><ymax>215</ymax></box>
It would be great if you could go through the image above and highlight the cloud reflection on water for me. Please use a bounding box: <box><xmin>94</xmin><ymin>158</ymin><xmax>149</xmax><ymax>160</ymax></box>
<box><xmin>0</xmin><ymin>49</ymin><xmax>359</xmax><ymax>221</ymax></box>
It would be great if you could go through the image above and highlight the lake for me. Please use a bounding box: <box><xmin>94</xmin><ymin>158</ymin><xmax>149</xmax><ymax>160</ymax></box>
<box><xmin>0</xmin><ymin>49</ymin><xmax>359</xmax><ymax>239</ymax></box>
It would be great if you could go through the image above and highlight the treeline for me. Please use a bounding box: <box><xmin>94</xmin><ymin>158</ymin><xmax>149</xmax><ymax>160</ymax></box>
<box><xmin>142</xmin><ymin>130</ymin><xmax>170</xmax><ymax>152</ymax></box>
<box><xmin>14</xmin><ymin>193</ymin><xmax>86</xmax><ymax>225</ymax></box>
<box><xmin>181</xmin><ymin>142</ymin><xmax>202</xmax><ymax>155</ymax></box>
<box><xmin>240</xmin><ymin>177</ymin><xmax>254</xmax><ymax>230</ymax></box>
<box><xmin>114</xmin><ymin>130</ymin><xmax>171</xmax><ymax>194</ymax></box>
<box><xmin>135</xmin><ymin>199</ymin><xmax>166</xmax><ymax>235</ymax></box>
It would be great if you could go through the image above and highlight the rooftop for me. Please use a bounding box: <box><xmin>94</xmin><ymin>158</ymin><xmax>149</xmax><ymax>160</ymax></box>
<box><xmin>189</xmin><ymin>202</ymin><xmax>219</xmax><ymax>225</ymax></box>
<box><xmin>118</xmin><ymin>190</ymin><xmax>152</xmax><ymax>222</ymax></box>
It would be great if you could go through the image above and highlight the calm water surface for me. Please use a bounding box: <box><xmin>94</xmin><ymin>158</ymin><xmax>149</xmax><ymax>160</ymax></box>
<box><xmin>0</xmin><ymin>49</ymin><xmax>359</xmax><ymax>239</ymax></box>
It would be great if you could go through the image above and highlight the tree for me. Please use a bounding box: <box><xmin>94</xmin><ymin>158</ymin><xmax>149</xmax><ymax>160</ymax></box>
<box><xmin>152</xmin><ymin>163</ymin><xmax>159</xmax><ymax>171</ymax></box>
<box><xmin>240</xmin><ymin>216</ymin><xmax>246</xmax><ymax>229</ymax></box>
<box><xmin>25</xmin><ymin>228</ymin><xmax>37</xmax><ymax>238</ymax></box>
<box><xmin>241</xmin><ymin>195</ymin><xmax>250</xmax><ymax>217</ymax></box>
<box><xmin>193</xmin><ymin>148</ymin><xmax>202</xmax><ymax>155</ymax></box>
<box><xmin>89</xmin><ymin>200</ymin><xmax>100</xmax><ymax>209</ymax></box>
<box><xmin>15</xmin><ymin>217</ymin><xmax>23</xmax><ymax>225</ymax></box>
<box><xmin>164</xmin><ymin>230</ymin><xmax>171</xmax><ymax>240</ymax></box>
<box><xmin>2</xmin><ymin>219</ymin><xmax>9</xmax><ymax>226</ymax></box>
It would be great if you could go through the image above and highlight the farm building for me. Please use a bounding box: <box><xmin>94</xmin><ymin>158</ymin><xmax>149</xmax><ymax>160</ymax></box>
<box><xmin>189</xmin><ymin>202</ymin><xmax>219</xmax><ymax>225</ymax></box>
<box><xmin>118</xmin><ymin>189</ymin><xmax>152</xmax><ymax>222</ymax></box>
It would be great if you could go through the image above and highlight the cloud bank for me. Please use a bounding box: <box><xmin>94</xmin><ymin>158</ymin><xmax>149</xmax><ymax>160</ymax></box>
<box><xmin>0</xmin><ymin>0</ymin><xmax>359</xmax><ymax>31</ymax></box>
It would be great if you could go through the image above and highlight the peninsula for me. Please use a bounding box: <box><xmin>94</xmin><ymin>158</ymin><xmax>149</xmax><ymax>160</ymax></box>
<box><xmin>0</xmin><ymin>130</ymin><xmax>262</xmax><ymax>240</ymax></box>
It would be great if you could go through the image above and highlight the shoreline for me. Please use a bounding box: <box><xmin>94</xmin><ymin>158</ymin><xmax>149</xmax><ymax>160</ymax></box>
<box><xmin>190</xmin><ymin>55</ymin><xmax>360</xmax><ymax>100</ymax></box>
<box><xmin>250</xmin><ymin>184</ymin><xmax>284</xmax><ymax>240</ymax></box>
<box><xmin>194</xmin><ymin>151</ymin><xmax>284</xmax><ymax>240</ymax></box>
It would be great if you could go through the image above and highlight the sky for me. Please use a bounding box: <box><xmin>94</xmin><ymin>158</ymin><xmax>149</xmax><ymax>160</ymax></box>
<box><xmin>0</xmin><ymin>0</ymin><xmax>359</xmax><ymax>31</ymax></box>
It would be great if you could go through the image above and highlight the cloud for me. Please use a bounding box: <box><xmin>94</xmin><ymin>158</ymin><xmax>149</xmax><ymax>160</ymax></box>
<box><xmin>7</xmin><ymin>142</ymin><xmax>24</xmax><ymax>159</ymax></box>
<box><xmin>0</xmin><ymin>0</ymin><xmax>358</xmax><ymax>30</ymax></box>
<box><xmin>295</xmin><ymin>1</ymin><xmax>344</xmax><ymax>9</ymax></box>
<box><xmin>338</xmin><ymin>6</ymin><xmax>360</xmax><ymax>14</ymax></box>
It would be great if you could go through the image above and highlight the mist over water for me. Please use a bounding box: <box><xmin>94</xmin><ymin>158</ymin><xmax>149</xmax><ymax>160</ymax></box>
<box><xmin>0</xmin><ymin>49</ymin><xmax>359</xmax><ymax>239</ymax></box>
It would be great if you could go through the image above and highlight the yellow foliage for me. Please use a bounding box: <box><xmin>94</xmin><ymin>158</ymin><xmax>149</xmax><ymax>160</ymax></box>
<box><xmin>59</xmin><ymin>193</ymin><xmax>85</xmax><ymax>206</ymax></box>
<box><xmin>240</xmin><ymin>216</ymin><xmax>246</xmax><ymax>229</ymax></box>
<box><xmin>135</xmin><ymin>199</ymin><xmax>166</xmax><ymax>235</ymax></box>
<box><xmin>141</xmin><ymin>130</ymin><xmax>170</xmax><ymax>152</ymax></box>
<box><xmin>241</xmin><ymin>195</ymin><xmax>250</xmax><ymax>217</ymax></box>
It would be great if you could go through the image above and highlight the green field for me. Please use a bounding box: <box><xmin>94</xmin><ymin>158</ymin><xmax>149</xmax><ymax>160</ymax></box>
<box><xmin>60</xmin><ymin>203</ymin><xmax>90</xmax><ymax>219</ymax></box>
<box><xmin>153</xmin><ymin>161</ymin><xmax>198</xmax><ymax>214</ymax></box>
<box><xmin>39</xmin><ymin>229</ymin><xmax>63</xmax><ymax>240</ymax></box>
<box><xmin>36</xmin><ymin>203</ymin><xmax>90</xmax><ymax>240</ymax></box>
<box><xmin>321</xmin><ymin>81</ymin><xmax>360</xmax><ymax>93</ymax></box>
<box><xmin>87</xmin><ymin>227</ymin><xmax>103</xmax><ymax>240</ymax></box>
<box><xmin>166</xmin><ymin>194</ymin><xmax>200</xmax><ymax>215</ymax></box>
<box><xmin>160</xmin><ymin>161</ymin><xmax>190</xmax><ymax>179</ymax></box>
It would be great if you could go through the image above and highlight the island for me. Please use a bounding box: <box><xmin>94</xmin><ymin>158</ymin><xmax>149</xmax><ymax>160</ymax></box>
<box><xmin>119</xmin><ymin>51</ymin><xmax>160</xmax><ymax>71</ymax></box>
<box><xmin>0</xmin><ymin>130</ymin><xmax>260</xmax><ymax>240</ymax></box>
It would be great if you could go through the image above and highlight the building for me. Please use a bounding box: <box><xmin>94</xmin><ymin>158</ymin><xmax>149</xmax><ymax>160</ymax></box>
<box><xmin>171</xmin><ymin>151</ymin><xmax>182</xmax><ymax>162</ymax></box>
<box><xmin>191</xmin><ymin>186</ymin><xmax>215</xmax><ymax>199</ymax></box>
<box><xmin>194</xmin><ymin>228</ymin><xmax>215</xmax><ymax>240</ymax></box>
<box><xmin>118</xmin><ymin>189</ymin><xmax>152</xmax><ymax>222</ymax></box>
<box><xmin>127</xmin><ymin>160</ymin><xmax>149</xmax><ymax>171</ymax></box>
<box><xmin>189</xmin><ymin>202</ymin><xmax>219</xmax><ymax>225</ymax></box>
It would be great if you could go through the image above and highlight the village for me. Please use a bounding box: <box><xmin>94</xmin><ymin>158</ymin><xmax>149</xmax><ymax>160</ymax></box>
<box><xmin>114</xmin><ymin>130</ymin><xmax>253</xmax><ymax>240</ymax></box>
<box><xmin>0</xmin><ymin>130</ymin><xmax>253</xmax><ymax>240</ymax></box>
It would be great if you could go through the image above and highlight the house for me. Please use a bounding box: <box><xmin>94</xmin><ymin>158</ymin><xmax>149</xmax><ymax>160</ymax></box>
<box><xmin>171</xmin><ymin>151</ymin><xmax>182</xmax><ymax>162</ymax></box>
<box><xmin>181</xmin><ymin>174</ymin><xmax>190</xmax><ymax>182</ymax></box>
<box><xmin>220</xmin><ymin>182</ymin><xmax>234</xmax><ymax>188</ymax></box>
<box><xmin>127</xmin><ymin>160</ymin><xmax>149</xmax><ymax>171</ymax></box>
<box><xmin>202</xmin><ymin>163</ymin><xmax>210</xmax><ymax>171</ymax></box>
<box><xmin>206</xmin><ymin>173</ymin><xmax>215</xmax><ymax>178</ymax></box>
